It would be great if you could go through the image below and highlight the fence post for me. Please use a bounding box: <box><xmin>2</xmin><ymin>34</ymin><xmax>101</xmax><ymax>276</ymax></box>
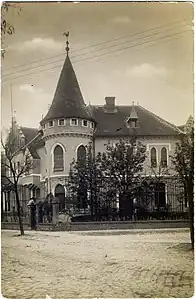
<box><xmin>52</xmin><ymin>197</ymin><xmax>59</xmax><ymax>225</ymax></box>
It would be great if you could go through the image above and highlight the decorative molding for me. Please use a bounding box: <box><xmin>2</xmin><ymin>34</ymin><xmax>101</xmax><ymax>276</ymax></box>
<box><xmin>95</xmin><ymin>135</ymin><xmax>179</xmax><ymax>141</ymax></box>
<box><xmin>146</xmin><ymin>143</ymin><xmax>171</xmax><ymax>151</ymax></box>
<box><xmin>43</xmin><ymin>132</ymin><xmax>93</xmax><ymax>141</ymax></box>
<box><xmin>22</xmin><ymin>174</ymin><xmax>41</xmax><ymax>178</ymax></box>
<box><xmin>40</xmin><ymin>174</ymin><xmax>69</xmax><ymax>182</ymax></box>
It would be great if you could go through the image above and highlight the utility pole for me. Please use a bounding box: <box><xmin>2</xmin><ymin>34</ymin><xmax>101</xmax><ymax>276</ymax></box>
<box><xmin>10</xmin><ymin>83</ymin><xmax>14</xmax><ymax>132</ymax></box>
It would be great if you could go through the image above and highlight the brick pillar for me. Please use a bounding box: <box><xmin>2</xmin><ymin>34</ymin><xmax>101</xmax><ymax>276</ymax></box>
<box><xmin>27</xmin><ymin>200</ymin><xmax>36</xmax><ymax>229</ymax></box>
<box><xmin>52</xmin><ymin>197</ymin><xmax>59</xmax><ymax>225</ymax></box>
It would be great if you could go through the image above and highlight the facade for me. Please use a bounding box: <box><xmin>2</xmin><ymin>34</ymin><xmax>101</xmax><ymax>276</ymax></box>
<box><xmin>2</xmin><ymin>45</ymin><xmax>189</xmax><ymax>218</ymax></box>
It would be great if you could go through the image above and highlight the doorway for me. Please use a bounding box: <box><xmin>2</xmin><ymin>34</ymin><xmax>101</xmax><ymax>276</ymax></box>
<box><xmin>155</xmin><ymin>183</ymin><xmax>166</xmax><ymax>208</ymax></box>
<box><xmin>55</xmin><ymin>184</ymin><xmax>65</xmax><ymax>211</ymax></box>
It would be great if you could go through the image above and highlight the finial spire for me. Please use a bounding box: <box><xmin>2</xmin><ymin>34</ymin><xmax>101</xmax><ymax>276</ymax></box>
<box><xmin>63</xmin><ymin>31</ymin><xmax>70</xmax><ymax>55</ymax></box>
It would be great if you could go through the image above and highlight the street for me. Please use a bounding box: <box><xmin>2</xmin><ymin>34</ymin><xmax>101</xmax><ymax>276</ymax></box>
<box><xmin>1</xmin><ymin>228</ymin><xmax>194</xmax><ymax>298</ymax></box>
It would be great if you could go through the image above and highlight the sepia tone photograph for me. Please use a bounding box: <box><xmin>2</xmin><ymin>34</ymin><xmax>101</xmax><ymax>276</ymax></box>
<box><xmin>1</xmin><ymin>1</ymin><xmax>194</xmax><ymax>298</ymax></box>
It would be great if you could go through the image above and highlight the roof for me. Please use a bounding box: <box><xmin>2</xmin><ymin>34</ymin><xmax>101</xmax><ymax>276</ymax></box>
<box><xmin>129</xmin><ymin>105</ymin><xmax>138</xmax><ymax>119</ymax></box>
<box><xmin>41</xmin><ymin>54</ymin><xmax>95</xmax><ymax>124</ymax></box>
<box><xmin>91</xmin><ymin>105</ymin><xmax>183</xmax><ymax>137</ymax></box>
<box><xmin>178</xmin><ymin>125</ymin><xmax>185</xmax><ymax>132</ymax></box>
<box><xmin>20</xmin><ymin>127</ymin><xmax>38</xmax><ymax>144</ymax></box>
<box><xmin>20</xmin><ymin>128</ymin><xmax>45</xmax><ymax>159</ymax></box>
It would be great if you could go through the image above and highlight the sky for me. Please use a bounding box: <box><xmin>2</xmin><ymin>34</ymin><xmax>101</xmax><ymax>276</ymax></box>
<box><xmin>1</xmin><ymin>1</ymin><xmax>194</xmax><ymax>133</ymax></box>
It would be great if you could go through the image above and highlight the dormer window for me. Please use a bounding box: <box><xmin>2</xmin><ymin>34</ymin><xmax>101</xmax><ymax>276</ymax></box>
<box><xmin>126</xmin><ymin>104</ymin><xmax>139</xmax><ymax>128</ymax></box>
<box><xmin>48</xmin><ymin>120</ymin><xmax>54</xmax><ymax>128</ymax></box>
<box><xmin>129</xmin><ymin>119</ymin><xmax>137</xmax><ymax>128</ymax></box>
<box><xmin>82</xmin><ymin>120</ymin><xmax>88</xmax><ymax>127</ymax></box>
<box><xmin>126</xmin><ymin>118</ymin><xmax>138</xmax><ymax>128</ymax></box>
<box><xmin>58</xmin><ymin>119</ymin><xmax>65</xmax><ymax>126</ymax></box>
<box><xmin>70</xmin><ymin>118</ymin><xmax>78</xmax><ymax>126</ymax></box>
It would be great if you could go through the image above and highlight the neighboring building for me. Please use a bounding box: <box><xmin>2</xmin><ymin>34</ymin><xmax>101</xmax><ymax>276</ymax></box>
<box><xmin>2</xmin><ymin>43</ymin><xmax>189</xmax><ymax>215</ymax></box>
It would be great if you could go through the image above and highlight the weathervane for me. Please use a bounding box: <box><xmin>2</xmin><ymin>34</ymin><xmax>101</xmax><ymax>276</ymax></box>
<box><xmin>63</xmin><ymin>31</ymin><xmax>70</xmax><ymax>54</ymax></box>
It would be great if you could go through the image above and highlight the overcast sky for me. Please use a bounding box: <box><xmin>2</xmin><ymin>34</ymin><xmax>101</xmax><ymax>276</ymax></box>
<box><xmin>1</xmin><ymin>2</ymin><xmax>194</xmax><ymax>132</ymax></box>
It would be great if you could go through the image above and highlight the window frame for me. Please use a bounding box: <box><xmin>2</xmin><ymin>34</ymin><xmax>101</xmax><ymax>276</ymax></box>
<box><xmin>150</xmin><ymin>147</ymin><xmax>157</xmax><ymax>168</ymax></box>
<box><xmin>82</xmin><ymin>120</ymin><xmax>88</xmax><ymax>127</ymax></box>
<box><xmin>160</xmin><ymin>147</ymin><xmax>168</xmax><ymax>168</ymax></box>
<box><xmin>126</xmin><ymin>118</ymin><xmax>138</xmax><ymax>128</ymax></box>
<box><xmin>53</xmin><ymin>144</ymin><xmax>64</xmax><ymax>172</ymax></box>
<box><xmin>70</xmin><ymin>118</ymin><xmax>78</xmax><ymax>126</ymax></box>
<box><xmin>58</xmin><ymin>118</ymin><xmax>66</xmax><ymax>126</ymax></box>
<box><xmin>77</xmin><ymin>145</ymin><xmax>87</xmax><ymax>163</ymax></box>
<box><xmin>90</xmin><ymin>122</ymin><xmax>94</xmax><ymax>129</ymax></box>
<box><xmin>48</xmin><ymin>120</ymin><xmax>54</xmax><ymax>128</ymax></box>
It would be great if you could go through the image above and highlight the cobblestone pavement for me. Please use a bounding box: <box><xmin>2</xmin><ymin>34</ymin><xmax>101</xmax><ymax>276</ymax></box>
<box><xmin>1</xmin><ymin>228</ymin><xmax>194</xmax><ymax>299</ymax></box>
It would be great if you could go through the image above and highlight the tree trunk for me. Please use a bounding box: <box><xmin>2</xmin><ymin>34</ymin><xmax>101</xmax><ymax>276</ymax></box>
<box><xmin>15</xmin><ymin>184</ymin><xmax>24</xmax><ymax>236</ymax></box>
<box><xmin>187</xmin><ymin>180</ymin><xmax>194</xmax><ymax>249</ymax></box>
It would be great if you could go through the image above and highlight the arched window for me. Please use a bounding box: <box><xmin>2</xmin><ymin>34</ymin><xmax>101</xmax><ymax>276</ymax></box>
<box><xmin>54</xmin><ymin>145</ymin><xmax>64</xmax><ymax>171</ymax></box>
<box><xmin>161</xmin><ymin>147</ymin><xmax>167</xmax><ymax>167</ymax></box>
<box><xmin>77</xmin><ymin>145</ymin><xmax>86</xmax><ymax>164</ymax></box>
<box><xmin>151</xmin><ymin>147</ymin><xmax>157</xmax><ymax>167</ymax></box>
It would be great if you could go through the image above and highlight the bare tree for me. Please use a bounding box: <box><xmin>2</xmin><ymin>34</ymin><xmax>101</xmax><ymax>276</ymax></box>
<box><xmin>1</xmin><ymin>131</ymin><xmax>34</xmax><ymax>235</ymax></box>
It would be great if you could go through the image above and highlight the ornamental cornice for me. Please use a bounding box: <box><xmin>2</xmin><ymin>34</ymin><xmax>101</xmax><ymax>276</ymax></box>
<box><xmin>96</xmin><ymin>135</ymin><xmax>179</xmax><ymax>141</ymax></box>
<box><xmin>43</xmin><ymin>132</ymin><xmax>93</xmax><ymax>141</ymax></box>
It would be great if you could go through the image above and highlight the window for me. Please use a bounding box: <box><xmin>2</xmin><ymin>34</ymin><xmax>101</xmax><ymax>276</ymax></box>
<box><xmin>130</xmin><ymin>120</ymin><xmax>137</xmax><ymax>128</ymax></box>
<box><xmin>161</xmin><ymin>147</ymin><xmax>168</xmax><ymax>167</ymax></box>
<box><xmin>7</xmin><ymin>192</ymin><xmax>11</xmax><ymax>211</ymax></box>
<box><xmin>151</xmin><ymin>147</ymin><xmax>157</xmax><ymax>167</ymax></box>
<box><xmin>58</xmin><ymin>119</ymin><xmax>65</xmax><ymax>126</ymax></box>
<box><xmin>43</xmin><ymin>124</ymin><xmax>46</xmax><ymax>129</ymax></box>
<box><xmin>90</xmin><ymin>122</ymin><xmax>94</xmax><ymax>129</ymax></box>
<box><xmin>7</xmin><ymin>166</ymin><xmax>11</xmax><ymax>177</ymax></box>
<box><xmin>77</xmin><ymin>145</ymin><xmax>86</xmax><ymax>164</ymax></box>
<box><xmin>54</xmin><ymin>145</ymin><xmax>64</xmax><ymax>171</ymax></box>
<box><xmin>82</xmin><ymin>120</ymin><xmax>88</xmax><ymax>127</ymax></box>
<box><xmin>48</xmin><ymin>120</ymin><xmax>54</xmax><ymax>127</ymax></box>
<box><xmin>70</xmin><ymin>118</ymin><xmax>78</xmax><ymax>126</ymax></box>
<box><xmin>17</xmin><ymin>161</ymin><xmax>20</xmax><ymax>173</ymax></box>
<box><xmin>25</xmin><ymin>167</ymin><xmax>30</xmax><ymax>175</ymax></box>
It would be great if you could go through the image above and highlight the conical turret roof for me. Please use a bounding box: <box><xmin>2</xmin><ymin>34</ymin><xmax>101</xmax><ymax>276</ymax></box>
<box><xmin>41</xmin><ymin>54</ymin><xmax>94</xmax><ymax>124</ymax></box>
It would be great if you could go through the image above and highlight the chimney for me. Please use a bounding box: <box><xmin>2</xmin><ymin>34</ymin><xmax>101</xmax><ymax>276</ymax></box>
<box><xmin>104</xmin><ymin>97</ymin><xmax>117</xmax><ymax>113</ymax></box>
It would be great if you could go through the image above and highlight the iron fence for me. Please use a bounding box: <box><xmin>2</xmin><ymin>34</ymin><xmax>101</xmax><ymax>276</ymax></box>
<box><xmin>1</xmin><ymin>188</ymin><xmax>190</xmax><ymax>224</ymax></box>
